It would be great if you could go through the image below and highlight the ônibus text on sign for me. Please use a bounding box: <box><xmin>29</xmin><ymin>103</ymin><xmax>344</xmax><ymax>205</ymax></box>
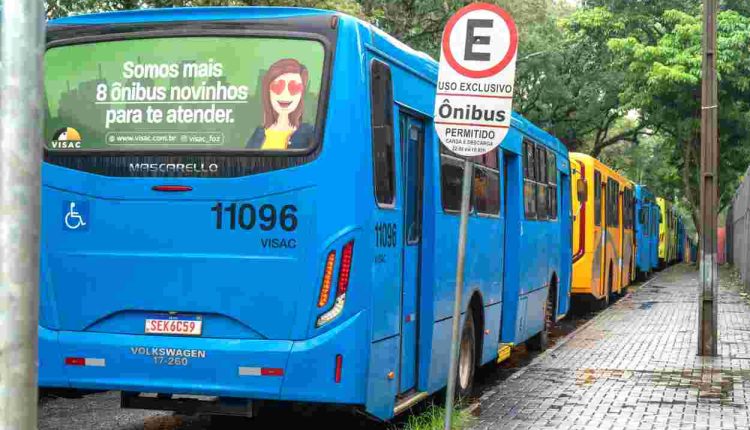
<box><xmin>434</xmin><ymin>2</ymin><xmax>518</xmax><ymax>157</ymax></box>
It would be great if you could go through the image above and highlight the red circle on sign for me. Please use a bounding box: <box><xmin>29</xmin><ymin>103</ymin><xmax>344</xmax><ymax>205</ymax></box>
<box><xmin>441</xmin><ymin>3</ymin><xmax>518</xmax><ymax>79</ymax></box>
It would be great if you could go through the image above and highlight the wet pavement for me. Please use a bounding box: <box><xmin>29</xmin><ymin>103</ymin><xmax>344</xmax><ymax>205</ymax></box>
<box><xmin>470</xmin><ymin>264</ymin><xmax>750</xmax><ymax>430</ymax></box>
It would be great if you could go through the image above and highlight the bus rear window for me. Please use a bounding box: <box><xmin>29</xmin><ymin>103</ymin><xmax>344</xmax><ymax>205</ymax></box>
<box><xmin>44</xmin><ymin>37</ymin><xmax>326</xmax><ymax>153</ymax></box>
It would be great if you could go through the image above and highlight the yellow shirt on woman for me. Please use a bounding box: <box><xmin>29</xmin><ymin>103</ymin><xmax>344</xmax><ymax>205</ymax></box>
<box><xmin>261</xmin><ymin>129</ymin><xmax>293</xmax><ymax>150</ymax></box>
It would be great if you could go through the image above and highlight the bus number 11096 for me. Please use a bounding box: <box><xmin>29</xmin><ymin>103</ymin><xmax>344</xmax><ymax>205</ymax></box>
<box><xmin>375</xmin><ymin>222</ymin><xmax>397</xmax><ymax>248</ymax></box>
<box><xmin>211</xmin><ymin>202</ymin><xmax>298</xmax><ymax>232</ymax></box>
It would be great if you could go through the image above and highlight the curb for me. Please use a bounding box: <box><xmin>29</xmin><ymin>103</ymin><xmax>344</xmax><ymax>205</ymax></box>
<box><xmin>505</xmin><ymin>274</ymin><xmax>659</xmax><ymax>384</ymax></box>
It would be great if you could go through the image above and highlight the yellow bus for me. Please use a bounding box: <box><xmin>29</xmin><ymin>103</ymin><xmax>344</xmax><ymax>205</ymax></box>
<box><xmin>657</xmin><ymin>197</ymin><xmax>678</xmax><ymax>265</ymax></box>
<box><xmin>571</xmin><ymin>153</ymin><xmax>636</xmax><ymax>307</ymax></box>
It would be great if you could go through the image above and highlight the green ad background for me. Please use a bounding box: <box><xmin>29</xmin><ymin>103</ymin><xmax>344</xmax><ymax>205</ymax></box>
<box><xmin>45</xmin><ymin>37</ymin><xmax>325</xmax><ymax>151</ymax></box>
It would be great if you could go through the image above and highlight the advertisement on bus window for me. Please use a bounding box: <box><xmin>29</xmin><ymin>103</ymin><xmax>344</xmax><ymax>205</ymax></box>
<box><xmin>44</xmin><ymin>37</ymin><xmax>325</xmax><ymax>152</ymax></box>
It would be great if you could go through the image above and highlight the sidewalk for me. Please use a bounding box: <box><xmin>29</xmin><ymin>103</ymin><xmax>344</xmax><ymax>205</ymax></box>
<box><xmin>470</xmin><ymin>264</ymin><xmax>750</xmax><ymax>430</ymax></box>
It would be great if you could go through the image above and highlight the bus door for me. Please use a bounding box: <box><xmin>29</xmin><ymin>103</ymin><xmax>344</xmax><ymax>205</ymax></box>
<box><xmin>619</xmin><ymin>189</ymin><xmax>626</xmax><ymax>290</ymax></box>
<box><xmin>593</xmin><ymin>171</ymin><xmax>604</xmax><ymax>297</ymax></box>
<box><xmin>398</xmin><ymin>112</ymin><xmax>424</xmax><ymax>393</ymax></box>
<box><xmin>611</xmin><ymin>181</ymin><xmax>622</xmax><ymax>293</ymax></box>
<box><xmin>558</xmin><ymin>169</ymin><xmax>572</xmax><ymax>316</ymax></box>
<box><xmin>601</xmin><ymin>179</ymin><xmax>610</xmax><ymax>296</ymax></box>
<box><xmin>652</xmin><ymin>206</ymin><xmax>660</xmax><ymax>268</ymax></box>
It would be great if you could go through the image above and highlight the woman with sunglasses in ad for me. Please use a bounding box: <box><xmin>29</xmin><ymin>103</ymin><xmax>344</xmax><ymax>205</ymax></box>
<box><xmin>247</xmin><ymin>58</ymin><xmax>315</xmax><ymax>150</ymax></box>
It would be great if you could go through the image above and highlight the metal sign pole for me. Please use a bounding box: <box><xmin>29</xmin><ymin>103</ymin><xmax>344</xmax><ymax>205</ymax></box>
<box><xmin>444</xmin><ymin>158</ymin><xmax>473</xmax><ymax>430</ymax></box>
<box><xmin>435</xmin><ymin>4</ymin><xmax>517</xmax><ymax>427</ymax></box>
<box><xmin>698</xmin><ymin>0</ymin><xmax>719</xmax><ymax>356</ymax></box>
<box><xmin>0</xmin><ymin>0</ymin><xmax>44</xmax><ymax>428</ymax></box>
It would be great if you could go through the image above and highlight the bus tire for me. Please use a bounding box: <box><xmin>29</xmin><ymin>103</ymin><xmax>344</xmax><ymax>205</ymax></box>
<box><xmin>456</xmin><ymin>311</ymin><xmax>476</xmax><ymax>400</ymax></box>
<box><xmin>636</xmin><ymin>270</ymin><xmax>645</xmax><ymax>282</ymax></box>
<box><xmin>597</xmin><ymin>263</ymin><xmax>613</xmax><ymax>310</ymax></box>
<box><xmin>528</xmin><ymin>286</ymin><xmax>555</xmax><ymax>352</ymax></box>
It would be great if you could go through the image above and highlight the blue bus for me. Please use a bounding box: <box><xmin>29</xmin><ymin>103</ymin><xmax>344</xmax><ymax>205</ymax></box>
<box><xmin>677</xmin><ymin>217</ymin><xmax>686</xmax><ymax>262</ymax></box>
<box><xmin>41</xmin><ymin>7</ymin><xmax>571</xmax><ymax>420</ymax></box>
<box><xmin>635</xmin><ymin>185</ymin><xmax>659</xmax><ymax>278</ymax></box>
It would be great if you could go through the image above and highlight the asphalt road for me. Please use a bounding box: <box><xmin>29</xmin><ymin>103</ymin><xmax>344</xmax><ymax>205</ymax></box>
<box><xmin>38</xmin><ymin>301</ymin><xmax>599</xmax><ymax>430</ymax></box>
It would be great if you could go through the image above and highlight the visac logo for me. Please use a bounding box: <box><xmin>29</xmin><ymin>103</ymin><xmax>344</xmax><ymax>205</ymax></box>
<box><xmin>50</xmin><ymin>127</ymin><xmax>83</xmax><ymax>150</ymax></box>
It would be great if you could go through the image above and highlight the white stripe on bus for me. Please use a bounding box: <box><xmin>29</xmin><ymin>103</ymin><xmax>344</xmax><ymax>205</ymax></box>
<box><xmin>238</xmin><ymin>367</ymin><xmax>261</xmax><ymax>376</ymax></box>
<box><xmin>85</xmin><ymin>358</ymin><xmax>105</xmax><ymax>367</ymax></box>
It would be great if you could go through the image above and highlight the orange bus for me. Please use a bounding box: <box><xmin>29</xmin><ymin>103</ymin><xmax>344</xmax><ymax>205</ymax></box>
<box><xmin>571</xmin><ymin>153</ymin><xmax>636</xmax><ymax>307</ymax></box>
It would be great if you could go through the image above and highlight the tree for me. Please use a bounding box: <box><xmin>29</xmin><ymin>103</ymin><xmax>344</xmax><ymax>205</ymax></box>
<box><xmin>608</xmin><ymin>9</ymin><xmax>750</xmax><ymax>229</ymax></box>
<box><xmin>45</xmin><ymin>0</ymin><xmax>365</xmax><ymax>19</ymax></box>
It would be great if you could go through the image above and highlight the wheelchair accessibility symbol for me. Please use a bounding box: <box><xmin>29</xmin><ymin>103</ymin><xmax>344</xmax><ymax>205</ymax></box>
<box><xmin>63</xmin><ymin>201</ymin><xmax>89</xmax><ymax>231</ymax></box>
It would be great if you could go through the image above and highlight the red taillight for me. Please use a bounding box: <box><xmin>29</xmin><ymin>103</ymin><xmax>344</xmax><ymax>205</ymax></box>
<box><xmin>318</xmin><ymin>251</ymin><xmax>337</xmax><ymax>307</ymax></box>
<box><xmin>260</xmin><ymin>368</ymin><xmax>284</xmax><ymax>377</ymax></box>
<box><xmin>337</xmin><ymin>241</ymin><xmax>354</xmax><ymax>295</ymax></box>
<box><xmin>152</xmin><ymin>185</ymin><xmax>193</xmax><ymax>192</ymax></box>
<box><xmin>65</xmin><ymin>357</ymin><xmax>85</xmax><ymax>366</ymax></box>
<box><xmin>316</xmin><ymin>241</ymin><xmax>355</xmax><ymax>328</ymax></box>
<box><xmin>335</xmin><ymin>354</ymin><xmax>343</xmax><ymax>383</ymax></box>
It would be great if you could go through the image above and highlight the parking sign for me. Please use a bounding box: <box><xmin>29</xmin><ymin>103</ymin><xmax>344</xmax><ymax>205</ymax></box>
<box><xmin>434</xmin><ymin>3</ymin><xmax>518</xmax><ymax>157</ymax></box>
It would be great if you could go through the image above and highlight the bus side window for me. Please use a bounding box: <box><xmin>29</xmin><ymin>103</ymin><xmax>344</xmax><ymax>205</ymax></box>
<box><xmin>547</xmin><ymin>150</ymin><xmax>557</xmax><ymax>220</ymax></box>
<box><xmin>440</xmin><ymin>153</ymin><xmax>465</xmax><ymax>212</ymax></box>
<box><xmin>606</xmin><ymin>179</ymin><xmax>620</xmax><ymax>228</ymax></box>
<box><xmin>607</xmin><ymin>180</ymin><xmax>613</xmax><ymax>227</ymax></box>
<box><xmin>371</xmin><ymin>60</ymin><xmax>395</xmax><ymax>207</ymax></box>
<box><xmin>627</xmin><ymin>191</ymin><xmax>631</xmax><ymax>229</ymax></box>
<box><xmin>615</xmin><ymin>183</ymin><xmax>621</xmax><ymax>227</ymax></box>
<box><xmin>605</xmin><ymin>178</ymin><xmax>612</xmax><ymax>227</ymax></box>
<box><xmin>594</xmin><ymin>170</ymin><xmax>601</xmax><ymax>226</ymax></box>
<box><xmin>535</xmin><ymin>146</ymin><xmax>548</xmax><ymax>221</ymax></box>
<box><xmin>629</xmin><ymin>190</ymin><xmax>635</xmax><ymax>229</ymax></box>
<box><xmin>522</xmin><ymin>140</ymin><xmax>537</xmax><ymax>219</ymax></box>
<box><xmin>474</xmin><ymin>148</ymin><xmax>500</xmax><ymax>216</ymax></box>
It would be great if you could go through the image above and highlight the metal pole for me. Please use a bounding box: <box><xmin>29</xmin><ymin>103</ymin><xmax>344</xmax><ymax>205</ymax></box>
<box><xmin>444</xmin><ymin>158</ymin><xmax>473</xmax><ymax>430</ymax></box>
<box><xmin>698</xmin><ymin>0</ymin><xmax>719</xmax><ymax>356</ymax></box>
<box><xmin>0</xmin><ymin>0</ymin><xmax>44</xmax><ymax>428</ymax></box>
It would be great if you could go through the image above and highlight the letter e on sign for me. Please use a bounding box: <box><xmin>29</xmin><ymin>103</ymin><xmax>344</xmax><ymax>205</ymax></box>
<box><xmin>434</xmin><ymin>3</ymin><xmax>518</xmax><ymax>157</ymax></box>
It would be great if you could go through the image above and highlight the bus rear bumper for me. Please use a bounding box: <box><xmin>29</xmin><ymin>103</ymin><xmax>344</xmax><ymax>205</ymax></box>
<box><xmin>38</xmin><ymin>312</ymin><xmax>368</xmax><ymax>405</ymax></box>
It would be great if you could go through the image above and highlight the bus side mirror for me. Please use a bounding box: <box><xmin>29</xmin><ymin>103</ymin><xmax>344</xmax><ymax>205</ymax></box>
<box><xmin>576</xmin><ymin>178</ymin><xmax>588</xmax><ymax>203</ymax></box>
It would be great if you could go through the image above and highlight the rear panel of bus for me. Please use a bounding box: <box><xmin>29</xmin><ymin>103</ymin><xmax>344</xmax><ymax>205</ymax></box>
<box><xmin>635</xmin><ymin>186</ymin><xmax>656</xmax><ymax>275</ymax></box>
<box><xmin>658</xmin><ymin>198</ymin><xmax>679</xmax><ymax>264</ymax></box>
<box><xmin>40</xmin><ymin>8</ymin><xmax>383</xmax><ymax>409</ymax></box>
<box><xmin>621</xmin><ymin>182</ymin><xmax>636</xmax><ymax>288</ymax></box>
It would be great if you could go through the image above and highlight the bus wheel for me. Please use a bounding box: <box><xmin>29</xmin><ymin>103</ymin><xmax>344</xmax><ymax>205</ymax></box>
<box><xmin>528</xmin><ymin>287</ymin><xmax>555</xmax><ymax>352</ymax></box>
<box><xmin>598</xmin><ymin>263</ymin><xmax>613</xmax><ymax>310</ymax></box>
<box><xmin>456</xmin><ymin>311</ymin><xmax>476</xmax><ymax>399</ymax></box>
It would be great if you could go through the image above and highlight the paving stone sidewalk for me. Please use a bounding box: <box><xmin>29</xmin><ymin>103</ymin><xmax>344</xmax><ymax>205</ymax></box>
<box><xmin>470</xmin><ymin>264</ymin><xmax>750</xmax><ymax>430</ymax></box>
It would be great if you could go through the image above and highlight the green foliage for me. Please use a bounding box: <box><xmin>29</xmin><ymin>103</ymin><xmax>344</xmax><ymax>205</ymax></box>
<box><xmin>607</xmin><ymin>7</ymin><xmax>750</xmax><ymax>226</ymax></box>
<box><xmin>45</xmin><ymin>0</ymin><xmax>364</xmax><ymax>19</ymax></box>
<box><xmin>724</xmin><ymin>0</ymin><xmax>750</xmax><ymax>16</ymax></box>
<box><xmin>518</xmin><ymin>6</ymin><xmax>635</xmax><ymax>153</ymax></box>
<box><xmin>398</xmin><ymin>403</ymin><xmax>475</xmax><ymax>430</ymax></box>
